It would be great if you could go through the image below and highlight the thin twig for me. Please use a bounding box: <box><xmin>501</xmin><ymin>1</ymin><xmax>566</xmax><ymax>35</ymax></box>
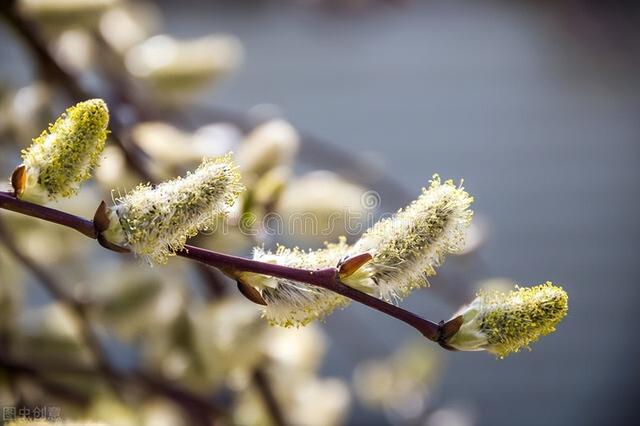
<box><xmin>0</xmin><ymin>215</ymin><xmax>225</xmax><ymax>425</ymax></box>
<box><xmin>0</xmin><ymin>350</ymin><xmax>225</xmax><ymax>423</ymax></box>
<box><xmin>0</xmin><ymin>5</ymin><xmax>341</xmax><ymax>423</ymax></box>
<box><xmin>1</xmin><ymin>0</ymin><xmax>432</xmax><ymax>331</ymax></box>
<box><xmin>0</xmin><ymin>1</ymin><xmax>235</xmax><ymax>309</ymax></box>
<box><xmin>252</xmin><ymin>368</ymin><xmax>287</xmax><ymax>426</ymax></box>
<box><xmin>0</xmin><ymin>217</ymin><xmax>121</xmax><ymax>393</ymax></box>
<box><xmin>135</xmin><ymin>371</ymin><xmax>226</xmax><ymax>423</ymax></box>
<box><xmin>0</xmin><ymin>351</ymin><xmax>91</xmax><ymax>407</ymax></box>
<box><xmin>0</xmin><ymin>192</ymin><xmax>95</xmax><ymax>238</ymax></box>
<box><xmin>0</xmin><ymin>191</ymin><xmax>444</xmax><ymax>342</ymax></box>
<box><xmin>180</xmin><ymin>245</ymin><xmax>442</xmax><ymax>340</ymax></box>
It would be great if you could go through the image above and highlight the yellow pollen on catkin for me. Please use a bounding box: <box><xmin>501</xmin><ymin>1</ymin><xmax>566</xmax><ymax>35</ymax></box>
<box><xmin>239</xmin><ymin>238</ymin><xmax>351</xmax><ymax>327</ymax></box>
<box><xmin>446</xmin><ymin>282</ymin><xmax>569</xmax><ymax>358</ymax></box>
<box><xmin>103</xmin><ymin>154</ymin><xmax>243</xmax><ymax>263</ymax></box>
<box><xmin>343</xmin><ymin>175</ymin><xmax>473</xmax><ymax>301</ymax></box>
<box><xmin>18</xmin><ymin>99</ymin><xmax>109</xmax><ymax>203</ymax></box>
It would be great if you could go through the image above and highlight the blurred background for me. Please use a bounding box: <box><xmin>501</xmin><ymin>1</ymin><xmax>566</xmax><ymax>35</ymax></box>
<box><xmin>0</xmin><ymin>0</ymin><xmax>639</xmax><ymax>425</ymax></box>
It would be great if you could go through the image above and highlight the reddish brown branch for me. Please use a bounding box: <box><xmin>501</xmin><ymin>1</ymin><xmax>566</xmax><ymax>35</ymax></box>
<box><xmin>0</xmin><ymin>191</ymin><xmax>444</xmax><ymax>342</ymax></box>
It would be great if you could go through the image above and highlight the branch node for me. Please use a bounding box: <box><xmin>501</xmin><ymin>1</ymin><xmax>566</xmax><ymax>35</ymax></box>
<box><xmin>338</xmin><ymin>252</ymin><xmax>372</xmax><ymax>279</ymax></box>
<box><xmin>94</xmin><ymin>201</ymin><xmax>130</xmax><ymax>253</ymax></box>
<box><xmin>11</xmin><ymin>164</ymin><xmax>26</xmax><ymax>197</ymax></box>
<box><xmin>437</xmin><ymin>315</ymin><xmax>464</xmax><ymax>351</ymax></box>
<box><xmin>237</xmin><ymin>280</ymin><xmax>267</xmax><ymax>306</ymax></box>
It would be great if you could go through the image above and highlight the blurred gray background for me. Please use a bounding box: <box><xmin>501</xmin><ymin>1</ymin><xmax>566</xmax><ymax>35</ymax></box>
<box><xmin>3</xmin><ymin>0</ymin><xmax>640</xmax><ymax>424</ymax></box>
<box><xmin>170</xmin><ymin>1</ymin><xmax>639</xmax><ymax>425</ymax></box>
<box><xmin>183</xmin><ymin>1</ymin><xmax>640</xmax><ymax>425</ymax></box>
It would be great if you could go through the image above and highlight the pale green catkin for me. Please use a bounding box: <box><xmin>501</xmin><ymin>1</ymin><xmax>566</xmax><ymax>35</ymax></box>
<box><xmin>19</xmin><ymin>99</ymin><xmax>109</xmax><ymax>203</ymax></box>
<box><xmin>239</xmin><ymin>238</ymin><xmax>351</xmax><ymax>327</ymax></box>
<box><xmin>103</xmin><ymin>154</ymin><xmax>243</xmax><ymax>263</ymax></box>
<box><xmin>446</xmin><ymin>282</ymin><xmax>569</xmax><ymax>358</ymax></box>
<box><xmin>343</xmin><ymin>175</ymin><xmax>473</xmax><ymax>301</ymax></box>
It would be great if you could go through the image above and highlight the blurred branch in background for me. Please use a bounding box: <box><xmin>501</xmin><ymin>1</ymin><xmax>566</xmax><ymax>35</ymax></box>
<box><xmin>0</xmin><ymin>0</ymin><xmax>589</xmax><ymax>425</ymax></box>
<box><xmin>0</xmin><ymin>11</ymin><xmax>298</xmax><ymax>425</ymax></box>
<box><xmin>0</xmin><ymin>2</ymin><xmax>364</xmax><ymax>422</ymax></box>
<box><xmin>1</xmin><ymin>0</ymin><xmax>155</xmax><ymax>182</ymax></box>
<box><xmin>0</xmin><ymin>216</ymin><xmax>227</xmax><ymax>426</ymax></box>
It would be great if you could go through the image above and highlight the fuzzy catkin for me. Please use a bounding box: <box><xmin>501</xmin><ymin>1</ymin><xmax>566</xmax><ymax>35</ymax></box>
<box><xmin>103</xmin><ymin>154</ymin><xmax>243</xmax><ymax>263</ymax></box>
<box><xmin>240</xmin><ymin>238</ymin><xmax>351</xmax><ymax>327</ymax></box>
<box><xmin>344</xmin><ymin>175</ymin><xmax>473</xmax><ymax>301</ymax></box>
<box><xmin>19</xmin><ymin>99</ymin><xmax>109</xmax><ymax>203</ymax></box>
<box><xmin>446</xmin><ymin>282</ymin><xmax>568</xmax><ymax>358</ymax></box>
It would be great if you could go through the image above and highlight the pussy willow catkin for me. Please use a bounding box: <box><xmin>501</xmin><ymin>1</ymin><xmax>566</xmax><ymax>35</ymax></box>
<box><xmin>238</xmin><ymin>238</ymin><xmax>351</xmax><ymax>327</ymax></box>
<box><xmin>445</xmin><ymin>282</ymin><xmax>568</xmax><ymax>358</ymax></box>
<box><xmin>102</xmin><ymin>154</ymin><xmax>243</xmax><ymax>263</ymax></box>
<box><xmin>342</xmin><ymin>175</ymin><xmax>473</xmax><ymax>301</ymax></box>
<box><xmin>17</xmin><ymin>99</ymin><xmax>109</xmax><ymax>203</ymax></box>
